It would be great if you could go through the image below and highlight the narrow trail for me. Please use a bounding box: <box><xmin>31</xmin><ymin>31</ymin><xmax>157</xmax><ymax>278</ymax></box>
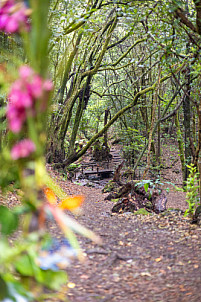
<box><xmin>47</xmin><ymin>168</ymin><xmax>201</xmax><ymax>302</ymax></box>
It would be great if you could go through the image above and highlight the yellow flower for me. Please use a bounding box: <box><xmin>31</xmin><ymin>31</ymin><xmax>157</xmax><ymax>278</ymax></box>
<box><xmin>59</xmin><ymin>195</ymin><xmax>84</xmax><ymax>210</ymax></box>
<box><xmin>44</xmin><ymin>187</ymin><xmax>57</xmax><ymax>205</ymax></box>
<box><xmin>44</xmin><ymin>187</ymin><xmax>84</xmax><ymax>210</ymax></box>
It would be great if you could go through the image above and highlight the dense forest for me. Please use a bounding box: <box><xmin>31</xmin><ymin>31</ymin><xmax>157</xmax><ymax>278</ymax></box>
<box><xmin>0</xmin><ymin>0</ymin><xmax>201</xmax><ymax>301</ymax></box>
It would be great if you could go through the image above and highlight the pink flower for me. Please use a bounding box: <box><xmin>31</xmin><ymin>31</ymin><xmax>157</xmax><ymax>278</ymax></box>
<box><xmin>0</xmin><ymin>14</ymin><xmax>9</xmax><ymax>29</ymax></box>
<box><xmin>7</xmin><ymin>65</ymin><xmax>53</xmax><ymax>133</ymax></box>
<box><xmin>28</xmin><ymin>75</ymin><xmax>43</xmax><ymax>98</ymax></box>
<box><xmin>11</xmin><ymin>139</ymin><xmax>36</xmax><ymax>160</ymax></box>
<box><xmin>19</xmin><ymin>65</ymin><xmax>33</xmax><ymax>79</ymax></box>
<box><xmin>0</xmin><ymin>0</ymin><xmax>29</xmax><ymax>33</ymax></box>
<box><xmin>0</xmin><ymin>0</ymin><xmax>14</xmax><ymax>12</ymax></box>
<box><xmin>7</xmin><ymin>103</ymin><xmax>26</xmax><ymax>133</ymax></box>
<box><xmin>9</xmin><ymin>79</ymin><xmax>33</xmax><ymax>107</ymax></box>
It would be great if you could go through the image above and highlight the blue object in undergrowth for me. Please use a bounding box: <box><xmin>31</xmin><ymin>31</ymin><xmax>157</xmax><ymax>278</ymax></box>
<box><xmin>47</xmin><ymin>237</ymin><xmax>72</xmax><ymax>253</ymax></box>
<box><xmin>37</xmin><ymin>237</ymin><xmax>78</xmax><ymax>271</ymax></box>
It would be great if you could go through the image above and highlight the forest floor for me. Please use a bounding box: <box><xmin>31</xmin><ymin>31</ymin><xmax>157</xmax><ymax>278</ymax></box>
<box><xmin>46</xmin><ymin>138</ymin><xmax>201</xmax><ymax>302</ymax></box>
<box><xmin>1</xmin><ymin>138</ymin><xmax>201</xmax><ymax>302</ymax></box>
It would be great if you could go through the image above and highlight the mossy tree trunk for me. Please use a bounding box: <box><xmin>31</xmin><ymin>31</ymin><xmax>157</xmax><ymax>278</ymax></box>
<box><xmin>182</xmin><ymin>66</ymin><xmax>191</xmax><ymax>180</ymax></box>
<box><xmin>175</xmin><ymin>112</ymin><xmax>185</xmax><ymax>185</ymax></box>
<box><xmin>47</xmin><ymin>13</ymin><xmax>118</xmax><ymax>163</ymax></box>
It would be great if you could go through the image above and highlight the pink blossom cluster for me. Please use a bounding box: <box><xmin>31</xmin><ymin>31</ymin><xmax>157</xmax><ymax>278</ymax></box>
<box><xmin>7</xmin><ymin>65</ymin><xmax>53</xmax><ymax>133</ymax></box>
<box><xmin>7</xmin><ymin>65</ymin><xmax>53</xmax><ymax>160</ymax></box>
<box><xmin>0</xmin><ymin>0</ymin><xmax>29</xmax><ymax>33</ymax></box>
<box><xmin>11</xmin><ymin>138</ymin><xmax>36</xmax><ymax>160</ymax></box>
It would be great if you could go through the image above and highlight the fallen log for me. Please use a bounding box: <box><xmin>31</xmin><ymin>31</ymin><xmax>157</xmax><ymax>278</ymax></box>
<box><xmin>104</xmin><ymin>181</ymin><xmax>167</xmax><ymax>214</ymax></box>
<box><xmin>105</xmin><ymin>182</ymin><xmax>132</xmax><ymax>201</ymax></box>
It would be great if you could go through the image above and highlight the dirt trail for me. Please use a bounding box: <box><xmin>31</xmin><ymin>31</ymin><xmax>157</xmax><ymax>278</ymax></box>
<box><xmin>48</xmin><ymin>170</ymin><xmax>201</xmax><ymax>302</ymax></box>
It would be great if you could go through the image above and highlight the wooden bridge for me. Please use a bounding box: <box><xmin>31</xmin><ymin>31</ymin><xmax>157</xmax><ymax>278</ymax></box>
<box><xmin>81</xmin><ymin>162</ymin><xmax>113</xmax><ymax>178</ymax></box>
<box><xmin>79</xmin><ymin>146</ymin><xmax>123</xmax><ymax>179</ymax></box>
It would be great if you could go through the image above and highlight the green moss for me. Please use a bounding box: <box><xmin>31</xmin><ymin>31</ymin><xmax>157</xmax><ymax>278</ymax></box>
<box><xmin>111</xmin><ymin>198</ymin><xmax>119</xmax><ymax>203</ymax></box>
<box><xmin>102</xmin><ymin>180</ymin><xmax>116</xmax><ymax>193</ymax></box>
<box><xmin>67</xmin><ymin>163</ymin><xmax>81</xmax><ymax>171</ymax></box>
<box><xmin>166</xmin><ymin>208</ymin><xmax>183</xmax><ymax>212</ymax></box>
<box><xmin>145</xmin><ymin>201</ymin><xmax>153</xmax><ymax>209</ymax></box>
<box><xmin>133</xmin><ymin>208</ymin><xmax>151</xmax><ymax>216</ymax></box>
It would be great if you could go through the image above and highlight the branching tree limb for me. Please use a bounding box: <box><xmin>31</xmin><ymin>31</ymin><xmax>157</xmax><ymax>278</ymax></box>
<box><xmin>55</xmin><ymin>62</ymin><xmax>186</xmax><ymax>166</ymax></box>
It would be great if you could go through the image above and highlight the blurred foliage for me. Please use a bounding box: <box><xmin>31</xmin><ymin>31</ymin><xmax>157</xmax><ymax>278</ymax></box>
<box><xmin>0</xmin><ymin>0</ymin><xmax>100</xmax><ymax>301</ymax></box>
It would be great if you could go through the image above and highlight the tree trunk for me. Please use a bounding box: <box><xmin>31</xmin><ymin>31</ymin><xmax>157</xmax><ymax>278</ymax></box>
<box><xmin>103</xmin><ymin>109</ymin><xmax>110</xmax><ymax>148</ymax></box>
<box><xmin>175</xmin><ymin>112</ymin><xmax>185</xmax><ymax>185</ymax></box>
<box><xmin>182</xmin><ymin>66</ymin><xmax>191</xmax><ymax>180</ymax></box>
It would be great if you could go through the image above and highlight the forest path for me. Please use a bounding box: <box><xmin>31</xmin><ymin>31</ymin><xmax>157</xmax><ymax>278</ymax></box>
<box><xmin>48</xmin><ymin>167</ymin><xmax>201</xmax><ymax>302</ymax></box>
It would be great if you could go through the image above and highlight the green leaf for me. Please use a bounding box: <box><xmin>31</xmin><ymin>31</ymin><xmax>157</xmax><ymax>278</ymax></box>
<box><xmin>144</xmin><ymin>183</ymin><xmax>149</xmax><ymax>193</ymax></box>
<box><xmin>15</xmin><ymin>254</ymin><xmax>67</xmax><ymax>290</ymax></box>
<box><xmin>40</xmin><ymin>270</ymin><xmax>68</xmax><ymax>290</ymax></box>
<box><xmin>0</xmin><ymin>239</ymin><xmax>10</xmax><ymax>257</ymax></box>
<box><xmin>15</xmin><ymin>252</ymin><xmax>45</xmax><ymax>285</ymax></box>
<box><xmin>0</xmin><ymin>206</ymin><xmax>18</xmax><ymax>235</ymax></box>
<box><xmin>0</xmin><ymin>276</ymin><xmax>9</xmax><ymax>300</ymax></box>
<box><xmin>0</xmin><ymin>106</ymin><xmax>6</xmax><ymax>117</ymax></box>
<box><xmin>15</xmin><ymin>254</ymin><xmax>35</xmax><ymax>277</ymax></box>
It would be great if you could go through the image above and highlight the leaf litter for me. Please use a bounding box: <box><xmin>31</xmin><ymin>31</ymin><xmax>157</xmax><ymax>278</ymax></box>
<box><xmin>42</xmin><ymin>164</ymin><xmax>201</xmax><ymax>302</ymax></box>
<box><xmin>1</xmin><ymin>154</ymin><xmax>201</xmax><ymax>302</ymax></box>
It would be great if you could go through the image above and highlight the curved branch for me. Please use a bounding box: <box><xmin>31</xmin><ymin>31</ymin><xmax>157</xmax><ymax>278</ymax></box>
<box><xmin>193</xmin><ymin>0</ymin><xmax>201</xmax><ymax>35</ymax></box>
<box><xmin>107</xmin><ymin>31</ymin><xmax>132</xmax><ymax>50</ymax></box>
<box><xmin>160</xmin><ymin>96</ymin><xmax>184</xmax><ymax>122</ymax></box>
<box><xmin>58</xmin><ymin>62</ymin><xmax>186</xmax><ymax>166</ymax></box>
<box><xmin>111</xmin><ymin>38</ymin><xmax>146</xmax><ymax>67</ymax></box>
<box><xmin>175</xmin><ymin>7</ymin><xmax>197</xmax><ymax>33</ymax></box>
<box><xmin>82</xmin><ymin>16</ymin><xmax>118</xmax><ymax>77</ymax></box>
